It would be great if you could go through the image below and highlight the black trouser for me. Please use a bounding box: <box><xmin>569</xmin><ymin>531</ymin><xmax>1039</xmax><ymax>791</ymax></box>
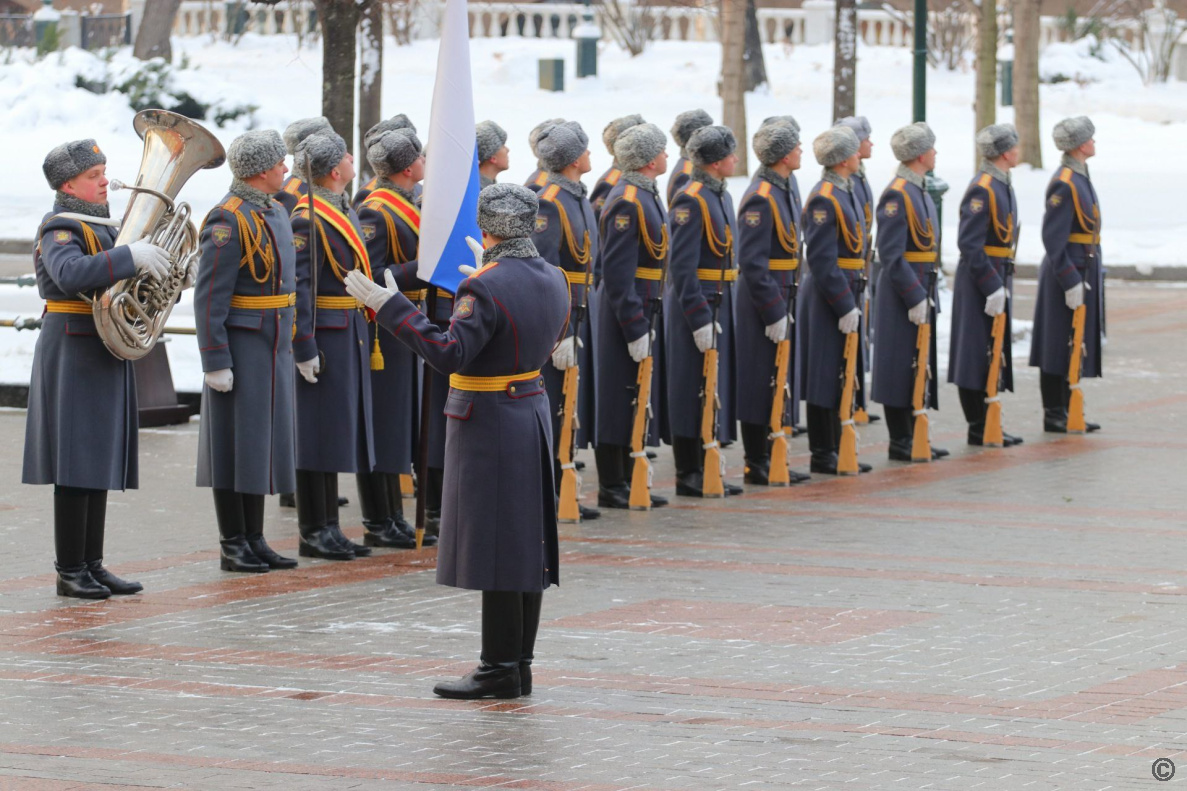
<box><xmin>958</xmin><ymin>387</ymin><xmax>986</xmax><ymax>429</ymax></box>
<box><xmin>481</xmin><ymin>590</ymin><xmax>544</xmax><ymax>669</ymax></box>
<box><xmin>212</xmin><ymin>489</ymin><xmax>266</xmax><ymax>539</ymax></box>
<box><xmin>295</xmin><ymin>469</ymin><xmax>328</xmax><ymax>530</ymax></box>
<box><xmin>53</xmin><ymin>485</ymin><xmax>106</xmax><ymax>568</ymax></box>
<box><xmin>740</xmin><ymin>422</ymin><xmax>770</xmax><ymax>467</ymax></box>
<box><xmin>1040</xmin><ymin>372</ymin><xmax>1069</xmax><ymax>411</ymax></box>
<box><xmin>672</xmin><ymin>435</ymin><xmax>702</xmax><ymax>477</ymax></box>
<box><xmin>806</xmin><ymin>404</ymin><xmax>837</xmax><ymax>459</ymax></box>
<box><xmin>883</xmin><ymin>405</ymin><xmax>914</xmax><ymax>446</ymax></box>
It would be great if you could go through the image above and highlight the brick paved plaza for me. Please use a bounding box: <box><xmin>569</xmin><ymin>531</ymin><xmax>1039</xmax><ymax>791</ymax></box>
<box><xmin>1</xmin><ymin>280</ymin><xmax>1185</xmax><ymax>790</ymax></box>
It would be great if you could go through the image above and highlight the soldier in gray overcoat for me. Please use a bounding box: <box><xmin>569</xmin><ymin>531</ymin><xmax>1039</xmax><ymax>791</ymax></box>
<box><xmin>667</xmin><ymin>109</ymin><xmax>713</xmax><ymax>207</ymax></box>
<box><xmin>24</xmin><ymin>140</ymin><xmax>177</xmax><ymax>598</ymax></box>
<box><xmin>947</xmin><ymin>124</ymin><xmax>1024</xmax><ymax>446</ymax></box>
<box><xmin>290</xmin><ymin>132</ymin><xmax>378</xmax><ymax>561</ymax></box>
<box><xmin>870</xmin><ymin>123</ymin><xmax>948</xmax><ymax>462</ymax></box>
<box><xmin>344</xmin><ymin>184</ymin><xmax>571</xmax><ymax>700</ymax></box>
<box><xmin>354</xmin><ymin>113</ymin><xmax>417</xmax><ymax>206</ymax></box>
<box><xmin>798</xmin><ymin>126</ymin><xmax>872</xmax><ymax>475</ymax></box>
<box><xmin>1029</xmin><ymin>116</ymin><xmax>1103</xmax><ymax>434</ymax></box>
<box><xmin>665</xmin><ymin>125</ymin><xmax>743</xmax><ymax>497</ymax></box>
<box><xmin>593</xmin><ymin>123</ymin><xmax>671</xmax><ymax>510</ymax></box>
<box><xmin>195</xmin><ymin>130</ymin><xmax>299</xmax><ymax>573</ymax></box>
<box><xmin>733</xmin><ymin>120</ymin><xmax>810</xmax><ymax>486</ymax></box>
<box><xmin>590</xmin><ymin>114</ymin><xmax>645</xmax><ymax>219</ymax></box>
<box><xmin>274</xmin><ymin>116</ymin><xmax>332</xmax><ymax>216</ymax></box>
<box><xmin>524</xmin><ymin>117</ymin><xmax>564</xmax><ymax>193</ymax></box>
<box><xmin>352</xmin><ymin>128</ymin><xmax>427</xmax><ymax>550</ymax></box>
<box><xmin>531</xmin><ymin>121</ymin><xmax>601</xmax><ymax>520</ymax></box>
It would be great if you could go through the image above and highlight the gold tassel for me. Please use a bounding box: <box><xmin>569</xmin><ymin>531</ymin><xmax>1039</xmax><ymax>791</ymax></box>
<box><xmin>371</xmin><ymin>334</ymin><xmax>384</xmax><ymax>371</ymax></box>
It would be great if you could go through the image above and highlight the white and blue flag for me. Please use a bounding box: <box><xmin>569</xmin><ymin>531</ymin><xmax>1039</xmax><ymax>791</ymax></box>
<box><xmin>417</xmin><ymin>0</ymin><xmax>481</xmax><ymax>295</ymax></box>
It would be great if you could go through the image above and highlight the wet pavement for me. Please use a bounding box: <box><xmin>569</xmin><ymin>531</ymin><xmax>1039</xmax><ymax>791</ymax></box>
<box><xmin>0</xmin><ymin>280</ymin><xmax>1185</xmax><ymax>789</ymax></box>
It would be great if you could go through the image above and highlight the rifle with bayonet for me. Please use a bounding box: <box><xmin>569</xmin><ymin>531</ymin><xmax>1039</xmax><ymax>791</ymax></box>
<box><xmin>698</xmin><ymin>221</ymin><xmax>732</xmax><ymax>499</ymax></box>
<box><xmin>983</xmin><ymin>227</ymin><xmax>1018</xmax><ymax>448</ymax></box>
<box><xmin>766</xmin><ymin>247</ymin><xmax>800</xmax><ymax>486</ymax></box>
<box><xmin>910</xmin><ymin>265</ymin><xmax>937</xmax><ymax>462</ymax></box>
<box><xmin>557</xmin><ymin>227</ymin><xmax>594</xmax><ymax>523</ymax></box>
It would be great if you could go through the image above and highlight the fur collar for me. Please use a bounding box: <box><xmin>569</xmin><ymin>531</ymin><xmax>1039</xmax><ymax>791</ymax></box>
<box><xmin>547</xmin><ymin>172</ymin><xmax>587</xmax><ymax>199</ymax></box>
<box><xmin>54</xmin><ymin>191</ymin><xmax>110</xmax><ymax>218</ymax></box>
<box><xmin>482</xmin><ymin>237</ymin><xmax>538</xmax><ymax>264</ymax></box>
<box><xmin>895</xmin><ymin>164</ymin><xmax>926</xmax><ymax>190</ymax></box>
<box><xmin>822</xmin><ymin>169</ymin><xmax>852</xmax><ymax>192</ymax></box>
<box><xmin>229</xmin><ymin>179</ymin><xmax>275</xmax><ymax>209</ymax></box>
<box><xmin>691</xmin><ymin>168</ymin><xmax>726</xmax><ymax>195</ymax></box>
<box><xmin>621</xmin><ymin>170</ymin><xmax>658</xmax><ymax>194</ymax></box>
<box><xmin>1061</xmin><ymin>154</ymin><xmax>1090</xmax><ymax>179</ymax></box>
<box><xmin>755</xmin><ymin>166</ymin><xmax>789</xmax><ymax>192</ymax></box>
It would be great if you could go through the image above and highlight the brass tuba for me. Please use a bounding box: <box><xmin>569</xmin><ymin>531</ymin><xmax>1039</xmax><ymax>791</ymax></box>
<box><xmin>92</xmin><ymin>109</ymin><xmax>225</xmax><ymax>360</ymax></box>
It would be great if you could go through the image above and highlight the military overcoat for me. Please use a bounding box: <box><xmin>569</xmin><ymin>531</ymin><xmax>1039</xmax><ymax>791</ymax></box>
<box><xmin>195</xmin><ymin>191</ymin><xmax>297</xmax><ymax>495</ymax></box>
<box><xmin>374</xmin><ymin>249</ymin><xmax>571</xmax><ymax>592</ymax></box>
<box><xmin>23</xmin><ymin>207</ymin><xmax>138</xmax><ymax>491</ymax></box>
<box><xmin>947</xmin><ymin>167</ymin><xmax>1019</xmax><ymax>392</ymax></box>
<box><xmin>1029</xmin><ymin>160</ymin><xmax>1103</xmax><ymax>378</ymax></box>
<box><xmin>870</xmin><ymin>174</ymin><xmax>940</xmax><ymax>409</ymax></box>
<box><xmin>589</xmin><ymin>164</ymin><xmax>623</xmax><ymax>221</ymax></box>
<box><xmin>274</xmin><ymin>175</ymin><xmax>307</xmax><ymax>217</ymax></box>
<box><xmin>733</xmin><ymin>173</ymin><xmax>801</xmax><ymax>427</ymax></box>
<box><xmin>666</xmin><ymin>156</ymin><xmax>694</xmax><ymax>207</ymax></box>
<box><xmin>594</xmin><ymin>177</ymin><xmax>669</xmax><ymax>448</ymax></box>
<box><xmin>798</xmin><ymin>177</ymin><xmax>868</xmax><ymax>409</ymax></box>
<box><xmin>664</xmin><ymin>179</ymin><xmax>737</xmax><ymax>442</ymax></box>
<box><xmin>533</xmin><ymin>177</ymin><xmax>600</xmax><ymax>450</ymax></box>
<box><xmin>291</xmin><ymin>194</ymin><xmax>377</xmax><ymax>473</ymax></box>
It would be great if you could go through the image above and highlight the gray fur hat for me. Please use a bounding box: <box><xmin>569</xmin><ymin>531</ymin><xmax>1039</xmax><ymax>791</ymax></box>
<box><xmin>529</xmin><ymin>117</ymin><xmax>566</xmax><ymax>157</ymax></box>
<box><xmin>976</xmin><ymin>123</ymin><xmax>1019</xmax><ymax>159</ymax></box>
<box><xmin>686</xmin><ymin>124</ymin><xmax>737</xmax><ymax>167</ymax></box>
<box><xmin>476</xmin><ymin>120</ymin><xmax>508</xmax><ymax>163</ymax></box>
<box><xmin>536</xmin><ymin>121</ymin><xmax>589</xmax><ymax>173</ymax></box>
<box><xmin>283</xmin><ymin>116</ymin><xmax>333</xmax><ymax>155</ymax></box>
<box><xmin>603</xmin><ymin>114</ymin><xmax>646</xmax><ymax>156</ymax></box>
<box><xmin>671</xmin><ymin>109</ymin><xmax>713</xmax><ymax>150</ymax></box>
<box><xmin>1053</xmin><ymin>116</ymin><xmax>1094</xmax><ymax>152</ymax></box>
<box><xmin>762</xmin><ymin>114</ymin><xmax>801</xmax><ymax>134</ymax></box>
<box><xmin>296</xmin><ymin>132</ymin><xmax>348</xmax><ymax>182</ymax></box>
<box><xmin>813</xmin><ymin>125</ymin><xmax>860</xmax><ymax>168</ymax></box>
<box><xmin>890</xmin><ymin>122</ymin><xmax>936</xmax><ymax>163</ymax></box>
<box><xmin>614</xmin><ymin>123</ymin><xmax>667</xmax><ymax>172</ymax></box>
<box><xmin>363</xmin><ymin>114</ymin><xmax>416</xmax><ymax>151</ymax></box>
<box><xmin>753</xmin><ymin>121</ymin><xmax>800</xmax><ymax>166</ymax></box>
<box><xmin>367</xmin><ymin>128</ymin><xmax>423</xmax><ymax>178</ymax></box>
<box><xmin>227</xmin><ymin>129</ymin><xmax>287</xmax><ymax>179</ymax></box>
<box><xmin>835</xmin><ymin>116</ymin><xmax>872</xmax><ymax>143</ymax></box>
<box><xmin>477</xmin><ymin>183</ymin><xmax>539</xmax><ymax>239</ymax></box>
<box><xmin>43</xmin><ymin>139</ymin><xmax>106</xmax><ymax>190</ymax></box>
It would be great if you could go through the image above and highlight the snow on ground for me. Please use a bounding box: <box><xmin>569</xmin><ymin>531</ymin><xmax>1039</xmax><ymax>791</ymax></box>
<box><xmin>0</xmin><ymin>34</ymin><xmax>1178</xmax><ymax>386</ymax></box>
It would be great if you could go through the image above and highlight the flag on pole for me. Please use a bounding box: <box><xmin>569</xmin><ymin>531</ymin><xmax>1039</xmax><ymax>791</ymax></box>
<box><xmin>417</xmin><ymin>0</ymin><xmax>481</xmax><ymax>295</ymax></box>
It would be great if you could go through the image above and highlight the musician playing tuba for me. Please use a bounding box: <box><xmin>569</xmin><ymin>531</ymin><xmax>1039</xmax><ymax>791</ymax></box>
<box><xmin>22</xmin><ymin>139</ymin><xmax>184</xmax><ymax>599</ymax></box>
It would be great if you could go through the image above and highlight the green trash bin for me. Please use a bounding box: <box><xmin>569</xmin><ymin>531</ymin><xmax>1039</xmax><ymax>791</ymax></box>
<box><xmin>539</xmin><ymin>58</ymin><xmax>564</xmax><ymax>92</ymax></box>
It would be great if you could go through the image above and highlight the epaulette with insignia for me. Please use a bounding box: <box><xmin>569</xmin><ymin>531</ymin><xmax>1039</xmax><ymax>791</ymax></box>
<box><xmin>977</xmin><ymin>173</ymin><xmax>993</xmax><ymax>189</ymax></box>
<box><xmin>682</xmin><ymin>160</ymin><xmax>693</xmax><ymax>176</ymax></box>
<box><xmin>222</xmin><ymin>196</ymin><xmax>244</xmax><ymax>212</ymax></box>
<box><xmin>606</xmin><ymin>169</ymin><xmax>621</xmax><ymax>186</ymax></box>
<box><xmin>623</xmin><ymin>185</ymin><xmax>638</xmax><ymax>203</ymax></box>
<box><xmin>542</xmin><ymin>184</ymin><xmax>561</xmax><ymax>201</ymax></box>
<box><xmin>820</xmin><ymin>182</ymin><xmax>834</xmax><ymax>198</ymax></box>
<box><xmin>292</xmin><ymin>207</ymin><xmax>310</xmax><ymax>220</ymax></box>
<box><xmin>685</xmin><ymin>182</ymin><xmax>703</xmax><ymax>197</ymax></box>
<box><xmin>534</xmin><ymin>171</ymin><xmax>549</xmax><ymax>187</ymax></box>
<box><xmin>891</xmin><ymin>178</ymin><xmax>906</xmax><ymax>190</ymax></box>
<box><xmin>284</xmin><ymin>179</ymin><xmax>304</xmax><ymax>196</ymax></box>
<box><xmin>757</xmin><ymin>181</ymin><xmax>772</xmax><ymax>198</ymax></box>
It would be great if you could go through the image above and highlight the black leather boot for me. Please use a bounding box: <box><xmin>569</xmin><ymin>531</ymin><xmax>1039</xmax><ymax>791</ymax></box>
<box><xmin>214</xmin><ymin>489</ymin><xmax>269</xmax><ymax>573</ymax></box>
<box><xmin>56</xmin><ymin>562</ymin><xmax>111</xmax><ymax>599</ymax></box>
<box><xmin>385</xmin><ymin>473</ymin><xmax>435</xmax><ymax>547</ymax></box>
<box><xmin>296</xmin><ymin>470</ymin><xmax>355</xmax><ymax>561</ymax></box>
<box><xmin>433</xmin><ymin>591</ymin><xmax>523</xmax><ymax>699</ymax></box>
<box><xmin>243</xmin><ymin>493</ymin><xmax>297</xmax><ymax>569</ymax></box>
<box><xmin>741</xmin><ymin>422</ymin><xmax>770</xmax><ymax>485</ymax></box>
<box><xmin>54</xmin><ymin>487</ymin><xmax>110</xmax><ymax>599</ymax></box>
<box><xmin>325</xmin><ymin>474</ymin><xmax>370</xmax><ymax>557</ymax></box>
<box><xmin>357</xmin><ymin>472</ymin><xmax>416</xmax><ymax>549</ymax></box>
<box><xmin>672</xmin><ymin>436</ymin><xmax>705</xmax><ymax>496</ymax></box>
<box><xmin>807</xmin><ymin>404</ymin><xmax>839</xmax><ymax>474</ymax></box>
<box><xmin>520</xmin><ymin>591</ymin><xmax>543</xmax><ymax>696</ymax></box>
<box><xmin>959</xmin><ymin>387</ymin><xmax>987</xmax><ymax>445</ymax></box>
<box><xmin>82</xmin><ymin>490</ymin><xmax>142</xmax><ymax>594</ymax></box>
<box><xmin>884</xmin><ymin>406</ymin><xmax>914</xmax><ymax>461</ymax></box>
<box><xmin>595</xmin><ymin>443</ymin><xmax>630</xmax><ymax>508</ymax></box>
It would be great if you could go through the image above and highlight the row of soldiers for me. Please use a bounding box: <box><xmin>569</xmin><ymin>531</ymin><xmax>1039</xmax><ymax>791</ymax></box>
<box><xmin>23</xmin><ymin>108</ymin><xmax>1103</xmax><ymax>602</ymax></box>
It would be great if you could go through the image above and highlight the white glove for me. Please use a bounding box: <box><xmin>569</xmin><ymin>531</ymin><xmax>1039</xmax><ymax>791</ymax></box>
<box><xmin>764</xmin><ymin>315</ymin><xmax>790</xmax><ymax>344</ymax></box>
<box><xmin>296</xmin><ymin>356</ymin><xmax>320</xmax><ymax>384</ymax></box>
<box><xmin>182</xmin><ymin>257</ymin><xmax>198</xmax><ymax>290</ymax></box>
<box><xmin>551</xmin><ymin>335</ymin><xmax>582</xmax><ymax>370</ymax></box>
<box><xmin>837</xmin><ymin>307</ymin><xmax>861</xmax><ymax>335</ymax></box>
<box><xmin>204</xmin><ymin>368</ymin><xmax>233</xmax><ymax>393</ymax></box>
<box><xmin>1064</xmin><ymin>281</ymin><xmax>1084</xmax><ymax>310</ymax></box>
<box><xmin>984</xmin><ymin>286</ymin><xmax>1007</xmax><ymax>317</ymax></box>
<box><xmin>343</xmin><ymin>269</ymin><xmax>399</xmax><ymax>312</ymax></box>
<box><xmin>627</xmin><ymin>332</ymin><xmax>651</xmax><ymax>363</ymax></box>
<box><xmin>692</xmin><ymin>321</ymin><xmax>722</xmax><ymax>353</ymax></box>
<box><xmin>458</xmin><ymin>236</ymin><xmax>484</xmax><ymax>278</ymax></box>
<box><xmin>907</xmin><ymin>299</ymin><xmax>928</xmax><ymax>326</ymax></box>
<box><xmin>128</xmin><ymin>239</ymin><xmax>170</xmax><ymax>281</ymax></box>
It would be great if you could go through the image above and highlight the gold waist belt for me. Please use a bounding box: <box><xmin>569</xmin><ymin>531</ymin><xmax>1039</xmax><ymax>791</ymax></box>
<box><xmin>635</xmin><ymin>267</ymin><xmax>663</xmax><ymax>281</ymax></box>
<box><xmin>696</xmin><ymin>267</ymin><xmax>738</xmax><ymax>282</ymax></box>
<box><xmin>837</xmin><ymin>258</ymin><xmax>865</xmax><ymax>271</ymax></box>
<box><xmin>405</xmin><ymin>289</ymin><xmax>427</xmax><ymax>301</ymax></box>
<box><xmin>44</xmin><ymin>300</ymin><xmax>91</xmax><ymax>315</ymax></box>
<box><xmin>449</xmin><ymin>369</ymin><xmax>542</xmax><ymax>392</ymax></box>
<box><xmin>316</xmin><ymin>296</ymin><xmax>363</xmax><ymax>310</ymax></box>
<box><xmin>1068</xmin><ymin>233</ymin><xmax>1100</xmax><ymax>245</ymax></box>
<box><xmin>769</xmin><ymin>258</ymin><xmax>799</xmax><ymax>271</ymax></box>
<box><xmin>437</xmin><ymin>288</ymin><xmax>453</xmax><ymax>300</ymax></box>
<box><xmin>982</xmin><ymin>246</ymin><xmax>1014</xmax><ymax>258</ymax></box>
<box><xmin>903</xmin><ymin>252</ymin><xmax>937</xmax><ymax>263</ymax></box>
<box><xmin>562</xmin><ymin>270</ymin><xmax>591</xmax><ymax>284</ymax></box>
<box><xmin>230</xmin><ymin>293</ymin><xmax>296</xmax><ymax>309</ymax></box>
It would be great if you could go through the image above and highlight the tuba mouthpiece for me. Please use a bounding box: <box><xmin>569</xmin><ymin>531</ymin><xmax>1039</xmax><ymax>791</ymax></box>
<box><xmin>109</xmin><ymin>179</ymin><xmax>125</xmax><ymax>191</ymax></box>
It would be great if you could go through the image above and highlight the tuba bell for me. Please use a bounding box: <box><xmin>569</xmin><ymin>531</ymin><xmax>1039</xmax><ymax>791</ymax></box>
<box><xmin>92</xmin><ymin>109</ymin><xmax>225</xmax><ymax>360</ymax></box>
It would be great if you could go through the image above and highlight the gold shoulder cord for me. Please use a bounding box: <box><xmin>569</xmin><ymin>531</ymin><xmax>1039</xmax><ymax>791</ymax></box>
<box><xmin>313</xmin><ymin>217</ymin><xmax>356</xmax><ymax>283</ymax></box>
<box><xmin>818</xmin><ymin>185</ymin><xmax>864</xmax><ymax>255</ymax></box>
<box><xmin>620</xmin><ymin>189</ymin><xmax>669</xmax><ymax>261</ymax></box>
<box><xmin>542</xmin><ymin>190</ymin><xmax>591</xmax><ymax>266</ymax></box>
<box><xmin>762</xmin><ymin>191</ymin><xmax>798</xmax><ymax>255</ymax></box>
<box><xmin>1059</xmin><ymin>170</ymin><xmax>1101</xmax><ymax>240</ymax></box>
<box><xmin>365</xmin><ymin>199</ymin><xmax>407</xmax><ymax>264</ymax></box>
<box><xmin>889</xmin><ymin>181</ymin><xmax>935</xmax><ymax>252</ymax></box>
<box><xmin>234</xmin><ymin>208</ymin><xmax>276</xmax><ymax>284</ymax></box>
<box><xmin>978</xmin><ymin>174</ymin><xmax>1015</xmax><ymax>245</ymax></box>
<box><xmin>690</xmin><ymin>190</ymin><xmax>733</xmax><ymax>260</ymax></box>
